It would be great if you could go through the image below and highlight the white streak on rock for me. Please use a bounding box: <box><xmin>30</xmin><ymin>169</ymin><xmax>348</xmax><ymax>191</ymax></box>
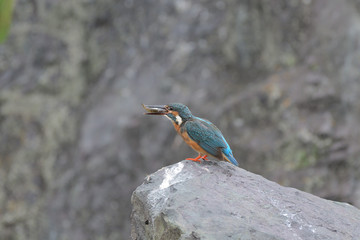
<box><xmin>160</xmin><ymin>162</ymin><xmax>184</xmax><ymax>190</ymax></box>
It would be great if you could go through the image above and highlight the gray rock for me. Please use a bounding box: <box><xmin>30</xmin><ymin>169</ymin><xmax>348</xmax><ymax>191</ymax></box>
<box><xmin>131</xmin><ymin>161</ymin><xmax>360</xmax><ymax>240</ymax></box>
<box><xmin>2</xmin><ymin>0</ymin><xmax>360</xmax><ymax>239</ymax></box>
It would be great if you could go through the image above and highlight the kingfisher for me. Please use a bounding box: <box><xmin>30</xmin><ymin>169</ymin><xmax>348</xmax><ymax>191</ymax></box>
<box><xmin>142</xmin><ymin>103</ymin><xmax>238</xmax><ymax>166</ymax></box>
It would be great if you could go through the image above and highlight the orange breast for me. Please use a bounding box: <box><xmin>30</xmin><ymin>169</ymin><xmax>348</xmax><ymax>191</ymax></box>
<box><xmin>177</xmin><ymin>127</ymin><xmax>207</xmax><ymax>155</ymax></box>
<box><xmin>172</xmin><ymin>121</ymin><xmax>181</xmax><ymax>133</ymax></box>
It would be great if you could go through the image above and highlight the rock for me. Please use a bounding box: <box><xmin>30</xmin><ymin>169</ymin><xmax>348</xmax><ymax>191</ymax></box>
<box><xmin>2</xmin><ymin>0</ymin><xmax>360</xmax><ymax>239</ymax></box>
<box><xmin>131</xmin><ymin>161</ymin><xmax>360</xmax><ymax>240</ymax></box>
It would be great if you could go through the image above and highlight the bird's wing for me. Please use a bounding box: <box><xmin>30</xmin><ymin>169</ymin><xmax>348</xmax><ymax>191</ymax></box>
<box><xmin>184</xmin><ymin>118</ymin><xmax>227</xmax><ymax>158</ymax></box>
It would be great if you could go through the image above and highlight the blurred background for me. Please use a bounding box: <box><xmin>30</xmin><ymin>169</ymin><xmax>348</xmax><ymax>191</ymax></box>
<box><xmin>1</xmin><ymin>0</ymin><xmax>360</xmax><ymax>239</ymax></box>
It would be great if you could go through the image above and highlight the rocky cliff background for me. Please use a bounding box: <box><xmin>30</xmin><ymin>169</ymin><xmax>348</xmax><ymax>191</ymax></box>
<box><xmin>0</xmin><ymin>0</ymin><xmax>360</xmax><ymax>239</ymax></box>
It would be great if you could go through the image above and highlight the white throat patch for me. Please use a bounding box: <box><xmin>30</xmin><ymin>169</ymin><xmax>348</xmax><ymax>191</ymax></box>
<box><xmin>165</xmin><ymin>114</ymin><xmax>183</xmax><ymax>125</ymax></box>
<box><xmin>175</xmin><ymin>115</ymin><xmax>183</xmax><ymax>125</ymax></box>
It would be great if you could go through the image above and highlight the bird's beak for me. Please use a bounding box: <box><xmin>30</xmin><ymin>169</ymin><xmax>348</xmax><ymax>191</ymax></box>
<box><xmin>142</xmin><ymin>104</ymin><xmax>168</xmax><ymax>115</ymax></box>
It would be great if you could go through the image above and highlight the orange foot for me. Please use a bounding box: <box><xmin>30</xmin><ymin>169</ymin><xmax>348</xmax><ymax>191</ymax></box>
<box><xmin>186</xmin><ymin>154</ymin><xmax>209</xmax><ymax>162</ymax></box>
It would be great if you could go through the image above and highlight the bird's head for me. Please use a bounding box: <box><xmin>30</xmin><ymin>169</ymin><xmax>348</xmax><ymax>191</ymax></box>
<box><xmin>142</xmin><ymin>103</ymin><xmax>193</xmax><ymax>126</ymax></box>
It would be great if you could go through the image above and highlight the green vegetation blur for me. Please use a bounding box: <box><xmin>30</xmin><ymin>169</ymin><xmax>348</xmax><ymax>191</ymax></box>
<box><xmin>0</xmin><ymin>0</ymin><xmax>15</xmax><ymax>43</ymax></box>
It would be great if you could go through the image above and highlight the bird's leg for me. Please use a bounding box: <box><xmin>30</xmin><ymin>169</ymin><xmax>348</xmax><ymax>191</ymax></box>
<box><xmin>186</xmin><ymin>153</ymin><xmax>202</xmax><ymax>162</ymax></box>
<box><xmin>186</xmin><ymin>154</ymin><xmax>209</xmax><ymax>162</ymax></box>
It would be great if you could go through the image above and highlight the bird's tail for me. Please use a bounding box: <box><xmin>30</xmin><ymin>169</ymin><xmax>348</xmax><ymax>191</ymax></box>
<box><xmin>222</xmin><ymin>149</ymin><xmax>239</xmax><ymax>166</ymax></box>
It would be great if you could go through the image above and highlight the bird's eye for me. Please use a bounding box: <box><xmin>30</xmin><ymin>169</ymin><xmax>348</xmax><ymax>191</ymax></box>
<box><xmin>168</xmin><ymin>106</ymin><xmax>173</xmax><ymax>110</ymax></box>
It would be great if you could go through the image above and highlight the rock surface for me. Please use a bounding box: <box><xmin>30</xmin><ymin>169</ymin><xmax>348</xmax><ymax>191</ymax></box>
<box><xmin>2</xmin><ymin>0</ymin><xmax>360</xmax><ymax>239</ymax></box>
<box><xmin>131</xmin><ymin>161</ymin><xmax>360</xmax><ymax>240</ymax></box>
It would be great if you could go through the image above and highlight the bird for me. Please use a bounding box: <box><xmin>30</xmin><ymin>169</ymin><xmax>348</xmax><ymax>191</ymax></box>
<box><xmin>142</xmin><ymin>103</ymin><xmax>238</xmax><ymax>166</ymax></box>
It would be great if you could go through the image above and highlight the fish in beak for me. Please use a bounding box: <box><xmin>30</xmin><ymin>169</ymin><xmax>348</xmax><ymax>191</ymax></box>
<box><xmin>142</xmin><ymin>104</ymin><xmax>168</xmax><ymax>115</ymax></box>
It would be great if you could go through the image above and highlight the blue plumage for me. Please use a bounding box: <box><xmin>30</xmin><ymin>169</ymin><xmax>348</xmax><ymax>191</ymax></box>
<box><xmin>185</xmin><ymin>117</ymin><xmax>239</xmax><ymax>166</ymax></box>
<box><xmin>185</xmin><ymin>119</ymin><xmax>226</xmax><ymax>158</ymax></box>
<box><xmin>143</xmin><ymin>103</ymin><xmax>239</xmax><ymax>166</ymax></box>
<box><xmin>222</xmin><ymin>146</ymin><xmax>238</xmax><ymax>166</ymax></box>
